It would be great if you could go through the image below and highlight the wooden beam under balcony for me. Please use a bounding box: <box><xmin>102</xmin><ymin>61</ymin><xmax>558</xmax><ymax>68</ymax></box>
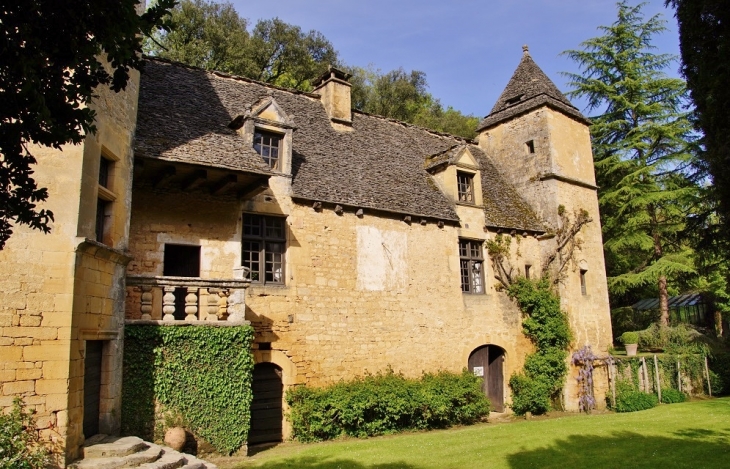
<box><xmin>181</xmin><ymin>169</ymin><xmax>207</xmax><ymax>191</ymax></box>
<box><xmin>210</xmin><ymin>174</ymin><xmax>237</xmax><ymax>196</ymax></box>
<box><xmin>153</xmin><ymin>165</ymin><xmax>176</xmax><ymax>189</ymax></box>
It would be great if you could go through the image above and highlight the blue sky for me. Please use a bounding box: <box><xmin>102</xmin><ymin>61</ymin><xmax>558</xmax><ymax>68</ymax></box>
<box><xmin>229</xmin><ymin>0</ymin><xmax>681</xmax><ymax>118</ymax></box>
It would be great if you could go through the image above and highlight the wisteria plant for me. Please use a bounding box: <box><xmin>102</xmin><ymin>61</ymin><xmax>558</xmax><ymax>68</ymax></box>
<box><xmin>572</xmin><ymin>346</ymin><xmax>598</xmax><ymax>413</ymax></box>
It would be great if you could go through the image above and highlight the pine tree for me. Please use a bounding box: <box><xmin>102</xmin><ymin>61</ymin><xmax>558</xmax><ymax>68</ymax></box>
<box><xmin>563</xmin><ymin>1</ymin><xmax>699</xmax><ymax>324</ymax></box>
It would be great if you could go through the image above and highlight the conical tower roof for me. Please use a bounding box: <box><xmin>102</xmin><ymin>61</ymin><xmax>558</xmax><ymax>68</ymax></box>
<box><xmin>477</xmin><ymin>46</ymin><xmax>589</xmax><ymax>131</ymax></box>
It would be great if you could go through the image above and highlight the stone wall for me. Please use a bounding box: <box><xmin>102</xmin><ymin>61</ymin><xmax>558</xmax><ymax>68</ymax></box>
<box><xmin>0</xmin><ymin>68</ymin><xmax>140</xmax><ymax>466</ymax></box>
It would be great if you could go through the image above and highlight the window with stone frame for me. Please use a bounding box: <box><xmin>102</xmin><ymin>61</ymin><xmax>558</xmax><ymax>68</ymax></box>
<box><xmin>253</xmin><ymin>129</ymin><xmax>282</xmax><ymax>170</ymax></box>
<box><xmin>95</xmin><ymin>154</ymin><xmax>115</xmax><ymax>244</ymax></box>
<box><xmin>457</xmin><ymin>171</ymin><xmax>475</xmax><ymax>204</ymax></box>
<box><xmin>459</xmin><ymin>239</ymin><xmax>485</xmax><ymax>294</ymax></box>
<box><xmin>242</xmin><ymin>214</ymin><xmax>286</xmax><ymax>284</ymax></box>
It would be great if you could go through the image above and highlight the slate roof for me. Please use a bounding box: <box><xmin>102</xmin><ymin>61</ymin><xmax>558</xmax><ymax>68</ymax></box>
<box><xmin>477</xmin><ymin>47</ymin><xmax>589</xmax><ymax>131</ymax></box>
<box><xmin>135</xmin><ymin>58</ymin><xmax>544</xmax><ymax>230</ymax></box>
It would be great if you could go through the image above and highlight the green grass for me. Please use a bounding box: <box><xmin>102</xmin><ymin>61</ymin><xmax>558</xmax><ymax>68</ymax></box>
<box><xmin>218</xmin><ymin>398</ymin><xmax>730</xmax><ymax>469</ymax></box>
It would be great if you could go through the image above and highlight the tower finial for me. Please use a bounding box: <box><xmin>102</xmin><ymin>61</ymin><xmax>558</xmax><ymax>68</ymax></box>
<box><xmin>522</xmin><ymin>44</ymin><xmax>529</xmax><ymax>55</ymax></box>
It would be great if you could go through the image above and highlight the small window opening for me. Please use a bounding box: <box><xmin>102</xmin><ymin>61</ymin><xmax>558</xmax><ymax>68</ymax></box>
<box><xmin>254</xmin><ymin>130</ymin><xmax>281</xmax><ymax>170</ymax></box>
<box><xmin>95</xmin><ymin>199</ymin><xmax>109</xmax><ymax>243</ymax></box>
<box><xmin>506</xmin><ymin>94</ymin><xmax>524</xmax><ymax>105</ymax></box>
<box><xmin>99</xmin><ymin>157</ymin><xmax>111</xmax><ymax>188</ymax></box>
<box><xmin>457</xmin><ymin>172</ymin><xmax>475</xmax><ymax>204</ymax></box>
<box><xmin>163</xmin><ymin>244</ymin><xmax>201</xmax><ymax>278</ymax></box>
<box><xmin>258</xmin><ymin>342</ymin><xmax>272</xmax><ymax>350</ymax></box>
<box><xmin>525</xmin><ymin>264</ymin><xmax>531</xmax><ymax>280</ymax></box>
<box><xmin>580</xmin><ymin>269</ymin><xmax>587</xmax><ymax>296</ymax></box>
<box><xmin>525</xmin><ymin>140</ymin><xmax>535</xmax><ymax>154</ymax></box>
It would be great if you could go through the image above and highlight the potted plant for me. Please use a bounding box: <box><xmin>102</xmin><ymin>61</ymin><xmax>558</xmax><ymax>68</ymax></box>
<box><xmin>621</xmin><ymin>331</ymin><xmax>639</xmax><ymax>356</ymax></box>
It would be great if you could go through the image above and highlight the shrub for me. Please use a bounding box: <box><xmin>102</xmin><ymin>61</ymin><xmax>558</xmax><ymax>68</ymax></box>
<box><xmin>709</xmin><ymin>351</ymin><xmax>730</xmax><ymax>395</ymax></box>
<box><xmin>0</xmin><ymin>399</ymin><xmax>50</xmax><ymax>469</ymax></box>
<box><xmin>612</xmin><ymin>382</ymin><xmax>658</xmax><ymax>413</ymax></box>
<box><xmin>506</xmin><ymin>279</ymin><xmax>571</xmax><ymax>415</ymax></box>
<box><xmin>660</xmin><ymin>388</ymin><xmax>687</xmax><ymax>404</ymax></box>
<box><xmin>286</xmin><ymin>369</ymin><xmax>490</xmax><ymax>442</ymax></box>
<box><xmin>620</xmin><ymin>331</ymin><xmax>639</xmax><ymax>345</ymax></box>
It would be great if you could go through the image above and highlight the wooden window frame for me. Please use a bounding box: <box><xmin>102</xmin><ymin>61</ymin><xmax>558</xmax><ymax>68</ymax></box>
<box><xmin>95</xmin><ymin>154</ymin><xmax>116</xmax><ymax>245</ymax></box>
<box><xmin>459</xmin><ymin>239</ymin><xmax>485</xmax><ymax>294</ymax></box>
<box><xmin>253</xmin><ymin>129</ymin><xmax>282</xmax><ymax>170</ymax></box>
<box><xmin>457</xmin><ymin>171</ymin><xmax>475</xmax><ymax>204</ymax></box>
<box><xmin>242</xmin><ymin>214</ymin><xmax>286</xmax><ymax>285</ymax></box>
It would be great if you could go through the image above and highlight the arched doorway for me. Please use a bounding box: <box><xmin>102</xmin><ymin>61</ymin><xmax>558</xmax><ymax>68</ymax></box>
<box><xmin>249</xmin><ymin>363</ymin><xmax>283</xmax><ymax>445</ymax></box>
<box><xmin>468</xmin><ymin>345</ymin><xmax>505</xmax><ymax>412</ymax></box>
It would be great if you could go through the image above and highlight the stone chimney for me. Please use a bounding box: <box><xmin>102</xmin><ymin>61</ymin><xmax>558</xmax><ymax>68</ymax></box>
<box><xmin>312</xmin><ymin>66</ymin><xmax>353</xmax><ymax>131</ymax></box>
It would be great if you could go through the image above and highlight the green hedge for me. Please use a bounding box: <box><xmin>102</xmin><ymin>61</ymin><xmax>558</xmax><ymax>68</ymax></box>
<box><xmin>660</xmin><ymin>388</ymin><xmax>687</xmax><ymax>404</ymax></box>
<box><xmin>286</xmin><ymin>369</ymin><xmax>490</xmax><ymax>442</ymax></box>
<box><xmin>122</xmin><ymin>325</ymin><xmax>255</xmax><ymax>454</ymax></box>
<box><xmin>613</xmin><ymin>382</ymin><xmax>659</xmax><ymax>412</ymax></box>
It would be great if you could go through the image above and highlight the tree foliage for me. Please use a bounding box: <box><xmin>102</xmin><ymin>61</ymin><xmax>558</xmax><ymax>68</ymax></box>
<box><xmin>147</xmin><ymin>0</ymin><xmax>338</xmax><ymax>90</ymax></box>
<box><xmin>0</xmin><ymin>0</ymin><xmax>176</xmax><ymax>249</ymax></box>
<box><xmin>666</xmin><ymin>0</ymin><xmax>730</xmax><ymax>239</ymax></box>
<box><xmin>563</xmin><ymin>1</ymin><xmax>700</xmax><ymax>323</ymax></box>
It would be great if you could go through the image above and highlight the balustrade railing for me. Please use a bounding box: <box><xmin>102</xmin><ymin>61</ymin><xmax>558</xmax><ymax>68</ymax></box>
<box><xmin>126</xmin><ymin>275</ymin><xmax>250</xmax><ymax>322</ymax></box>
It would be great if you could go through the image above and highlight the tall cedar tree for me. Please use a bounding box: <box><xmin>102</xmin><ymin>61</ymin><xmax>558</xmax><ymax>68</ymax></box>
<box><xmin>563</xmin><ymin>1</ymin><xmax>699</xmax><ymax>324</ymax></box>
<box><xmin>0</xmin><ymin>0</ymin><xmax>175</xmax><ymax>249</ymax></box>
<box><xmin>666</xmin><ymin>0</ymin><xmax>730</xmax><ymax>241</ymax></box>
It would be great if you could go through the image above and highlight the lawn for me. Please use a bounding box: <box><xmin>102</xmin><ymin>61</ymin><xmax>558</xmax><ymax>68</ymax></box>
<box><xmin>215</xmin><ymin>398</ymin><xmax>730</xmax><ymax>469</ymax></box>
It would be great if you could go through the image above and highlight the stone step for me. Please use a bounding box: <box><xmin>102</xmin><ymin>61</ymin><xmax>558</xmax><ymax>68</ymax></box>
<box><xmin>71</xmin><ymin>443</ymin><xmax>162</xmax><ymax>469</ymax></box>
<box><xmin>84</xmin><ymin>436</ymin><xmax>149</xmax><ymax>459</ymax></box>
<box><xmin>136</xmin><ymin>450</ymin><xmax>186</xmax><ymax>469</ymax></box>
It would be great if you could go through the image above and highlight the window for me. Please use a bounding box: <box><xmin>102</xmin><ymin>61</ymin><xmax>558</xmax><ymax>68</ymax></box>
<box><xmin>580</xmin><ymin>269</ymin><xmax>587</xmax><ymax>296</ymax></box>
<box><xmin>457</xmin><ymin>172</ymin><xmax>475</xmax><ymax>204</ymax></box>
<box><xmin>525</xmin><ymin>140</ymin><xmax>535</xmax><ymax>154</ymax></box>
<box><xmin>163</xmin><ymin>244</ymin><xmax>201</xmax><ymax>277</ymax></box>
<box><xmin>254</xmin><ymin>130</ymin><xmax>281</xmax><ymax>170</ymax></box>
<box><xmin>95</xmin><ymin>199</ymin><xmax>109</xmax><ymax>243</ymax></box>
<box><xmin>95</xmin><ymin>155</ymin><xmax>115</xmax><ymax>244</ymax></box>
<box><xmin>525</xmin><ymin>264</ymin><xmax>531</xmax><ymax>280</ymax></box>
<box><xmin>243</xmin><ymin>214</ymin><xmax>286</xmax><ymax>284</ymax></box>
<box><xmin>459</xmin><ymin>239</ymin><xmax>485</xmax><ymax>294</ymax></box>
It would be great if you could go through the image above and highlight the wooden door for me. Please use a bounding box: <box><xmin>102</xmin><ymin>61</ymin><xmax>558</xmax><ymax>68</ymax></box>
<box><xmin>468</xmin><ymin>346</ymin><xmax>489</xmax><ymax>396</ymax></box>
<box><xmin>83</xmin><ymin>341</ymin><xmax>104</xmax><ymax>437</ymax></box>
<box><xmin>468</xmin><ymin>345</ymin><xmax>505</xmax><ymax>412</ymax></box>
<box><xmin>248</xmin><ymin>363</ymin><xmax>283</xmax><ymax>445</ymax></box>
<box><xmin>487</xmin><ymin>347</ymin><xmax>504</xmax><ymax>412</ymax></box>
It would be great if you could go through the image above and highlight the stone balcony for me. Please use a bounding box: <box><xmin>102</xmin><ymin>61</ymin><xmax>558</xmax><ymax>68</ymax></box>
<box><xmin>126</xmin><ymin>271</ymin><xmax>250</xmax><ymax>323</ymax></box>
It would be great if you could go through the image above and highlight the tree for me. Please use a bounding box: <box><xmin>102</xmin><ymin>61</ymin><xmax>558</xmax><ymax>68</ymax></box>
<box><xmin>146</xmin><ymin>0</ymin><xmax>250</xmax><ymax>74</ymax></box>
<box><xmin>0</xmin><ymin>0</ymin><xmax>176</xmax><ymax>250</ymax></box>
<box><xmin>563</xmin><ymin>1</ymin><xmax>699</xmax><ymax>324</ymax></box>
<box><xmin>348</xmin><ymin>65</ymin><xmax>479</xmax><ymax>139</ymax></box>
<box><xmin>147</xmin><ymin>1</ymin><xmax>339</xmax><ymax>91</ymax></box>
<box><xmin>665</xmin><ymin>0</ymin><xmax>730</xmax><ymax>240</ymax></box>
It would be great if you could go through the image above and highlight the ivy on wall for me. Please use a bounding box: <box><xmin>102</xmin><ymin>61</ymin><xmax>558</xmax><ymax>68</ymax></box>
<box><xmin>121</xmin><ymin>325</ymin><xmax>255</xmax><ymax>455</ymax></box>
<box><xmin>507</xmin><ymin>278</ymin><xmax>572</xmax><ymax>415</ymax></box>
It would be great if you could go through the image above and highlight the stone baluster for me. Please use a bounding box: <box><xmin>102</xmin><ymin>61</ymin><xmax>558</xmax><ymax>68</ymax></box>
<box><xmin>185</xmin><ymin>287</ymin><xmax>198</xmax><ymax>321</ymax></box>
<box><xmin>206</xmin><ymin>288</ymin><xmax>220</xmax><ymax>321</ymax></box>
<box><xmin>218</xmin><ymin>289</ymin><xmax>229</xmax><ymax>320</ymax></box>
<box><xmin>162</xmin><ymin>286</ymin><xmax>176</xmax><ymax>321</ymax></box>
<box><xmin>140</xmin><ymin>285</ymin><xmax>153</xmax><ymax>320</ymax></box>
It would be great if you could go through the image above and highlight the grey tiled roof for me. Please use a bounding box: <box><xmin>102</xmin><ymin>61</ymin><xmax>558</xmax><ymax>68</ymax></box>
<box><xmin>477</xmin><ymin>50</ymin><xmax>589</xmax><ymax>131</ymax></box>
<box><xmin>135</xmin><ymin>59</ymin><xmax>544</xmax><ymax>230</ymax></box>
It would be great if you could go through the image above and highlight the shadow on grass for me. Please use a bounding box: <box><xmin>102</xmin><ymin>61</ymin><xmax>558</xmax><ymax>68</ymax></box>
<box><xmin>250</xmin><ymin>456</ymin><xmax>418</xmax><ymax>469</ymax></box>
<box><xmin>508</xmin><ymin>429</ymin><xmax>730</xmax><ymax>469</ymax></box>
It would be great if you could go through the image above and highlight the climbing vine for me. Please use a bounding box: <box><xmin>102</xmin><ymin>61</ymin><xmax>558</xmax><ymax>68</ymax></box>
<box><xmin>572</xmin><ymin>346</ymin><xmax>598</xmax><ymax>412</ymax></box>
<box><xmin>507</xmin><ymin>278</ymin><xmax>572</xmax><ymax>415</ymax></box>
<box><xmin>122</xmin><ymin>325</ymin><xmax>255</xmax><ymax>455</ymax></box>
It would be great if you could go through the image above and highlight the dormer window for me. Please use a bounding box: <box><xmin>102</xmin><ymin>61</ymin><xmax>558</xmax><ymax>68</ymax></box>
<box><xmin>457</xmin><ymin>171</ymin><xmax>475</xmax><ymax>204</ymax></box>
<box><xmin>254</xmin><ymin>130</ymin><xmax>281</xmax><ymax>170</ymax></box>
